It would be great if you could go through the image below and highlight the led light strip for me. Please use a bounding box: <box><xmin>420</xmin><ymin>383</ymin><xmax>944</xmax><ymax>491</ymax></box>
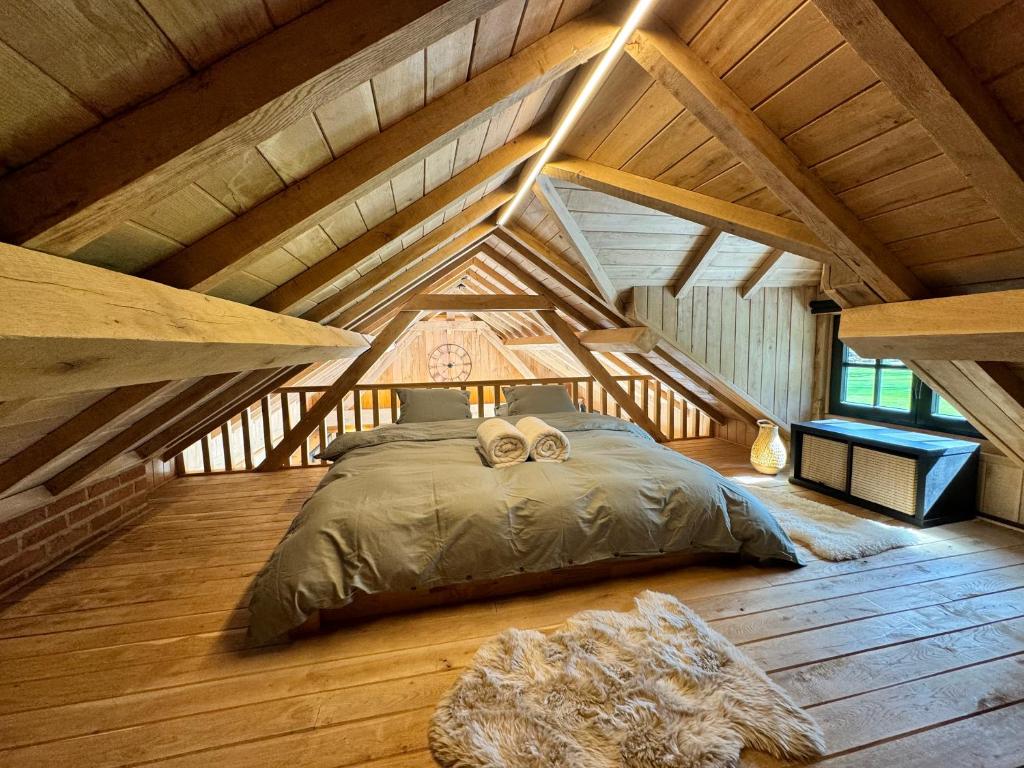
<box><xmin>496</xmin><ymin>0</ymin><xmax>658</xmax><ymax>226</ymax></box>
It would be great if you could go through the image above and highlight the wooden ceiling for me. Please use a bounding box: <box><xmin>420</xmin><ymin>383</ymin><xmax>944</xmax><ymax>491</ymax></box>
<box><xmin>3</xmin><ymin>0</ymin><xmax>1024</xmax><ymax>510</ymax></box>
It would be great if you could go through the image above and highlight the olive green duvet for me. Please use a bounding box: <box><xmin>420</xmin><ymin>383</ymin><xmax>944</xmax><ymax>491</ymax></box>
<box><xmin>248</xmin><ymin>413</ymin><xmax>800</xmax><ymax>641</ymax></box>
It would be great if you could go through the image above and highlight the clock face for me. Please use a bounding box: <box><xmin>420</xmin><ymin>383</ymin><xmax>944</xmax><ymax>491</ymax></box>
<box><xmin>428</xmin><ymin>344</ymin><xmax>472</xmax><ymax>382</ymax></box>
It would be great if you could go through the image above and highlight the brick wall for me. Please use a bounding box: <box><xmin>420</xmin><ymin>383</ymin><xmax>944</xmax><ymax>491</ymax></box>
<box><xmin>0</xmin><ymin>458</ymin><xmax>175</xmax><ymax>596</ymax></box>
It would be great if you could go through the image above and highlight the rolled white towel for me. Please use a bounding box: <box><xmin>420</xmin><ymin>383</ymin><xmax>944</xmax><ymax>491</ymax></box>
<box><xmin>477</xmin><ymin>418</ymin><xmax>528</xmax><ymax>467</ymax></box>
<box><xmin>516</xmin><ymin>416</ymin><xmax>570</xmax><ymax>462</ymax></box>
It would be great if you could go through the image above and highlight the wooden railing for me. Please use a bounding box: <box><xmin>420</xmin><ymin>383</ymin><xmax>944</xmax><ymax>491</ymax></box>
<box><xmin>176</xmin><ymin>376</ymin><xmax>713</xmax><ymax>475</ymax></box>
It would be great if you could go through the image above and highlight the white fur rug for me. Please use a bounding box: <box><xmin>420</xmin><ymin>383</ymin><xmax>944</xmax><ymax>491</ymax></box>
<box><xmin>430</xmin><ymin>591</ymin><xmax>825</xmax><ymax>767</ymax></box>
<box><xmin>749</xmin><ymin>486</ymin><xmax>920</xmax><ymax>561</ymax></box>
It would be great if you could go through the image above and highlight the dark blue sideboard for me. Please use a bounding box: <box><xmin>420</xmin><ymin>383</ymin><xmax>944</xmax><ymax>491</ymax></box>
<box><xmin>790</xmin><ymin>419</ymin><xmax>980</xmax><ymax>527</ymax></box>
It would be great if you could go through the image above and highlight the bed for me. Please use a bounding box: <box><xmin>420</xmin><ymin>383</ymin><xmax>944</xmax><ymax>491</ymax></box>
<box><xmin>248</xmin><ymin>411</ymin><xmax>801</xmax><ymax>642</ymax></box>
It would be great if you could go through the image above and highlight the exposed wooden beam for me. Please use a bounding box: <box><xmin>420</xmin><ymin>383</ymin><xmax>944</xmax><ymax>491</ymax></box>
<box><xmin>0</xmin><ymin>244</ymin><xmax>367</xmax><ymax>399</ymax></box>
<box><xmin>138</xmin><ymin>16</ymin><xmax>617</xmax><ymax>292</ymax></box>
<box><xmin>537</xmin><ymin>310</ymin><xmax>668</xmax><ymax>441</ymax></box>
<box><xmin>543</xmin><ymin>156</ymin><xmax>833</xmax><ymax>264</ymax></box>
<box><xmin>508</xmin><ymin>327</ymin><xmax>657</xmax><ymax>353</ymax></box>
<box><xmin>317</xmin><ymin>220</ymin><xmax>495</xmax><ymax>325</ymax></box>
<box><xmin>0</xmin><ymin>0</ymin><xmax>503</xmax><ymax>256</ymax></box>
<box><xmin>812</xmin><ymin>0</ymin><xmax>1024</xmax><ymax>243</ymax></box>
<box><xmin>258</xmin><ymin>311</ymin><xmax>422</xmax><ymax>470</ymax></box>
<box><xmin>0</xmin><ymin>382</ymin><xmax>167</xmax><ymax>497</ymax></box>
<box><xmin>404</xmin><ymin>294</ymin><xmax>554</xmax><ymax>311</ymax></box>
<box><xmin>839</xmin><ymin>290</ymin><xmax>1024</xmax><ymax>362</ymax></box>
<box><xmin>496</xmin><ymin>224</ymin><xmax>600</xmax><ymax>295</ymax></box>
<box><xmin>533</xmin><ymin>174</ymin><xmax>618</xmax><ymax>303</ymax></box>
<box><xmin>625</xmin><ymin>22</ymin><xmax>928</xmax><ymax>301</ymax></box>
<box><xmin>672</xmin><ymin>227</ymin><xmax>725</xmax><ymax>298</ymax></box>
<box><xmin>257</xmin><ymin>136</ymin><xmax>543</xmax><ymax>315</ymax></box>
<box><xmin>740</xmin><ymin>248</ymin><xmax>785</xmax><ymax>299</ymax></box>
<box><xmin>44</xmin><ymin>374</ymin><xmax>240</xmax><ymax>494</ymax></box>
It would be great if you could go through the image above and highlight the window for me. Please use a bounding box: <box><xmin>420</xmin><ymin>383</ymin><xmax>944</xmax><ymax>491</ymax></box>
<box><xmin>829</xmin><ymin>319</ymin><xmax>980</xmax><ymax>437</ymax></box>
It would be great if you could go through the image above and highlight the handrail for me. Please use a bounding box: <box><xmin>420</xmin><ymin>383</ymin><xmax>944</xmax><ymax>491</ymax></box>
<box><xmin>176</xmin><ymin>375</ymin><xmax>713</xmax><ymax>475</ymax></box>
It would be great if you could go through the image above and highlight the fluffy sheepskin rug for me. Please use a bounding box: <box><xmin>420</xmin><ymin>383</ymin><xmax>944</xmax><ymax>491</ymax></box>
<box><xmin>430</xmin><ymin>591</ymin><xmax>825</xmax><ymax>767</ymax></box>
<box><xmin>749</xmin><ymin>486</ymin><xmax>920</xmax><ymax>561</ymax></box>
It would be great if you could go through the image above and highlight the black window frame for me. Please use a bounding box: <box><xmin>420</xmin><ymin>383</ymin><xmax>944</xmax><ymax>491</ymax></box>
<box><xmin>828</xmin><ymin>318</ymin><xmax>981</xmax><ymax>438</ymax></box>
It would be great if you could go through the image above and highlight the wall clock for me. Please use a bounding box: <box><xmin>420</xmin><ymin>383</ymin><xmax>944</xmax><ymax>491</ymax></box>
<box><xmin>428</xmin><ymin>344</ymin><xmax>472</xmax><ymax>382</ymax></box>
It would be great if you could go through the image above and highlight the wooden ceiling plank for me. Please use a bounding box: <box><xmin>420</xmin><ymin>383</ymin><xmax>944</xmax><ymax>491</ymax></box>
<box><xmin>533</xmin><ymin>174</ymin><xmax>618</xmax><ymax>302</ymax></box>
<box><xmin>258</xmin><ymin>311</ymin><xmax>423</xmax><ymax>470</ymax></box>
<box><xmin>812</xmin><ymin>0</ymin><xmax>1024</xmax><ymax>244</ymax></box>
<box><xmin>497</xmin><ymin>223</ymin><xmax>602</xmax><ymax>295</ymax></box>
<box><xmin>139</xmin><ymin>15</ymin><xmax>617</xmax><ymax>292</ymax></box>
<box><xmin>672</xmin><ymin>227</ymin><xmax>725</xmax><ymax>298</ymax></box>
<box><xmin>0</xmin><ymin>243</ymin><xmax>367</xmax><ymax>400</ymax></box>
<box><xmin>506</xmin><ymin>327</ymin><xmax>657</xmax><ymax>353</ymax></box>
<box><xmin>403</xmin><ymin>294</ymin><xmax>554</xmax><ymax>311</ymax></box>
<box><xmin>0</xmin><ymin>381</ymin><xmax>168</xmax><ymax>497</ymax></box>
<box><xmin>739</xmin><ymin>248</ymin><xmax>785</xmax><ymax>299</ymax></box>
<box><xmin>44</xmin><ymin>374</ymin><xmax>241</xmax><ymax>495</ymax></box>
<box><xmin>306</xmin><ymin>212</ymin><xmax>498</xmax><ymax>324</ymax></box>
<box><xmin>256</xmin><ymin>135</ymin><xmax>544</xmax><ymax>314</ymax></box>
<box><xmin>0</xmin><ymin>0</ymin><xmax>504</xmax><ymax>255</ymax></box>
<box><xmin>543</xmin><ymin>156</ymin><xmax>833</xmax><ymax>263</ymax></box>
<box><xmin>537</xmin><ymin>309</ymin><xmax>668</xmax><ymax>441</ymax></box>
<box><xmin>839</xmin><ymin>289</ymin><xmax>1024</xmax><ymax>361</ymax></box>
<box><xmin>625</xmin><ymin>20</ymin><xmax>927</xmax><ymax>302</ymax></box>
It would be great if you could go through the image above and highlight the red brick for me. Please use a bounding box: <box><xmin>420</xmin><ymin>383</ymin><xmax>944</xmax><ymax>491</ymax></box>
<box><xmin>88</xmin><ymin>507</ymin><xmax>126</xmax><ymax>534</ymax></box>
<box><xmin>44</xmin><ymin>489</ymin><xmax>88</xmax><ymax>517</ymax></box>
<box><xmin>0</xmin><ymin>508</ymin><xmax>46</xmax><ymax>540</ymax></box>
<box><xmin>0</xmin><ymin>545</ymin><xmax>46</xmax><ymax>582</ymax></box>
<box><xmin>87</xmin><ymin>476</ymin><xmax>121</xmax><ymax>499</ymax></box>
<box><xmin>103</xmin><ymin>485</ymin><xmax>134</xmax><ymax>506</ymax></box>
<box><xmin>67</xmin><ymin>498</ymin><xmax>104</xmax><ymax>526</ymax></box>
<box><xmin>118</xmin><ymin>465</ymin><xmax>147</xmax><ymax>484</ymax></box>
<box><xmin>21</xmin><ymin>515</ymin><xmax>68</xmax><ymax>548</ymax></box>
<box><xmin>133</xmin><ymin>479</ymin><xmax>149</xmax><ymax>494</ymax></box>
<box><xmin>46</xmin><ymin>523</ymin><xmax>94</xmax><ymax>557</ymax></box>
<box><xmin>0</xmin><ymin>537</ymin><xmax>19</xmax><ymax>563</ymax></box>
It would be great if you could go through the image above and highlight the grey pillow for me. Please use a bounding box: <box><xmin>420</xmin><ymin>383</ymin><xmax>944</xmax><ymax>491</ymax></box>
<box><xmin>396</xmin><ymin>388</ymin><xmax>471</xmax><ymax>423</ymax></box>
<box><xmin>503</xmin><ymin>384</ymin><xmax>576</xmax><ymax>416</ymax></box>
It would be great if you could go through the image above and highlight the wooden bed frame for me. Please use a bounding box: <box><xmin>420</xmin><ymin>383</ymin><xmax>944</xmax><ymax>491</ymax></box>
<box><xmin>291</xmin><ymin>550</ymin><xmax>729</xmax><ymax>636</ymax></box>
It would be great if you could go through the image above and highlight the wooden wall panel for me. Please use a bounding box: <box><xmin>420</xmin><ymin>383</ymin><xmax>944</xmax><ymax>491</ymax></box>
<box><xmin>633</xmin><ymin>284</ymin><xmax>819</xmax><ymax>446</ymax></box>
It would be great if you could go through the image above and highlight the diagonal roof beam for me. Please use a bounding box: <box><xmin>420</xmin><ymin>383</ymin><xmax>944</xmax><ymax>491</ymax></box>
<box><xmin>0</xmin><ymin>0</ymin><xmax>505</xmax><ymax>256</ymax></box>
<box><xmin>672</xmin><ymin>227</ymin><xmax>725</xmax><ymax>298</ymax></box>
<box><xmin>812</xmin><ymin>0</ymin><xmax>1024</xmax><ymax>244</ymax></box>
<box><xmin>140</xmin><ymin>15</ymin><xmax>618</xmax><ymax>293</ymax></box>
<box><xmin>256</xmin><ymin>134</ymin><xmax>545</xmax><ymax>314</ymax></box>
<box><xmin>740</xmin><ymin>248</ymin><xmax>785</xmax><ymax>300</ymax></box>
<box><xmin>543</xmin><ymin>156</ymin><xmax>833</xmax><ymax>264</ymax></box>
<box><xmin>533</xmin><ymin>175</ymin><xmax>618</xmax><ymax>302</ymax></box>
<box><xmin>626</xmin><ymin>19</ymin><xmax>925</xmax><ymax>303</ymax></box>
<box><xmin>630</xmin><ymin>14</ymin><xmax>1024</xmax><ymax>464</ymax></box>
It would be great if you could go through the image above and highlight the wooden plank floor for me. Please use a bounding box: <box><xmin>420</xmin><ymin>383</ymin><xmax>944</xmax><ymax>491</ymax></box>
<box><xmin>2</xmin><ymin>438</ymin><xmax>1024</xmax><ymax>767</ymax></box>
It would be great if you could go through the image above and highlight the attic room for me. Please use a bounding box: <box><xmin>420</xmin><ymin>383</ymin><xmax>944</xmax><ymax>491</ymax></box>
<box><xmin>1</xmin><ymin>0</ymin><xmax>1023</xmax><ymax>765</ymax></box>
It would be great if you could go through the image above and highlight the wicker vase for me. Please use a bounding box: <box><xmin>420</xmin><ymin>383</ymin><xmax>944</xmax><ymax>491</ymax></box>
<box><xmin>750</xmin><ymin>420</ymin><xmax>787</xmax><ymax>475</ymax></box>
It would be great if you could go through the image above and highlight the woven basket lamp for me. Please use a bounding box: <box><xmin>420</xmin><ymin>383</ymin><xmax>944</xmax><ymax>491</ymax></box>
<box><xmin>750</xmin><ymin>419</ymin><xmax>787</xmax><ymax>475</ymax></box>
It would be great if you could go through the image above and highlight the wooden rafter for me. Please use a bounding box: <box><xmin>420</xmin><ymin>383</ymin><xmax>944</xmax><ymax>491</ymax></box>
<box><xmin>258</xmin><ymin>311</ymin><xmax>422</xmax><ymax>471</ymax></box>
<box><xmin>627</xmin><ymin>17</ymin><xmax>1024</xmax><ymax>463</ymax></box>
<box><xmin>496</xmin><ymin>224</ymin><xmax>600</xmax><ymax>295</ymax></box>
<box><xmin>626</xmin><ymin>20</ymin><xmax>925</xmax><ymax>303</ymax></box>
<box><xmin>322</xmin><ymin>225</ymin><xmax>493</xmax><ymax>327</ymax></box>
<box><xmin>839</xmin><ymin>290</ymin><xmax>1024</xmax><ymax>362</ymax></box>
<box><xmin>0</xmin><ymin>0</ymin><xmax>503</xmax><ymax>256</ymax></box>
<box><xmin>137</xmin><ymin>15</ymin><xmax>617</xmax><ymax>293</ymax></box>
<box><xmin>533</xmin><ymin>174</ymin><xmax>617</xmax><ymax>302</ymax></box>
<box><xmin>507</xmin><ymin>327</ymin><xmax>657</xmax><ymax>353</ymax></box>
<box><xmin>537</xmin><ymin>310</ymin><xmax>668</xmax><ymax>441</ymax></box>
<box><xmin>672</xmin><ymin>227</ymin><xmax>725</xmax><ymax>298</ymax></box>
<box><xmin>542</xmin><ymin>157</ymin><xmax>833</xmax><ymax>264</ymax></box>
<box><xmin>256</xmin><ymin>136</ymin><xmax>544</xmax><ymax>315</ymax></box>
<box><xmin>404</xmin><ymin>294</ymin><xmax>554</xmax><ymax>311</ymax></box>
<box><xmin>0</xmin><ymin>243</ymin><xmax>367</xmax><ymax>399</ymax></box>
<box><xmin>812</xmin><ymin>0</ymin><xmax>1024</xmax><ymax>244</ymax></box>
<box><xmin>740</xmin><ymin>248</ymin><xmax>785</xmax><ymax>299</ymax></box>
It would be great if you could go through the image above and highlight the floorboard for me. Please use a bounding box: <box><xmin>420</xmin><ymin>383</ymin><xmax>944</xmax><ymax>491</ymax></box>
<box><xmin>1</xmin><ymin>438</ymin><xmax>1022</xmax><ymax>766</ymax></box>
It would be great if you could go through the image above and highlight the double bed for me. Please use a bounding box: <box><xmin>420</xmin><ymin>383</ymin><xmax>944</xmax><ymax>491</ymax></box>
<box><xmin>248</xmin><ymin>410</ymin><xmax>801</xmax><ymax>642</ymax></box>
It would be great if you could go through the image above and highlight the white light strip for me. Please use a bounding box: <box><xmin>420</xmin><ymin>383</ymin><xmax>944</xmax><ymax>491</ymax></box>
<box><xmin>497</xmin><ymin>0</ymin><xmax>657</xmax><ymax>226</ymax></box>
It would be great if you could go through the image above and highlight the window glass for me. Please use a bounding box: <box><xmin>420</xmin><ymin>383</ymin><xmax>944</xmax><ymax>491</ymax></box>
<box><xmin>878</xmin><ymin>367</ymin><xmax>913</xmax><ymax>411</ymax></box>
<box><xmin>841</xmin><ymin>367</ymin><xmax>875</xmax><ymax>406</ymax></box>
<box><xmin>933</xmin><ymin>393</ymin><xmax>965</xmax><ymax>419</ymax></box>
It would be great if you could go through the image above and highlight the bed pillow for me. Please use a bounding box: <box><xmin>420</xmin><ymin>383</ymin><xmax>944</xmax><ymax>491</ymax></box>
<box><xmin>396</xmin><ymin>388</ymin><xmax>471</xmax><ymax>424</ymax></box>
<box><xmin>503</xmin><ymin>384</ymin><xmax>576</xmax><ymax>416</ymax></box>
